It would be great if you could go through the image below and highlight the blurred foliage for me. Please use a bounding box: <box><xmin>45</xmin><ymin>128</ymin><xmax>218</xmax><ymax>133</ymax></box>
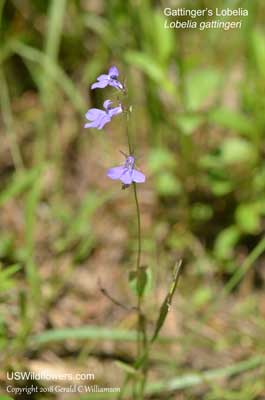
<box><xmin>1</xmin><ymin>0</ymin><xmax>265</xmax><ymax>398</ymax></box>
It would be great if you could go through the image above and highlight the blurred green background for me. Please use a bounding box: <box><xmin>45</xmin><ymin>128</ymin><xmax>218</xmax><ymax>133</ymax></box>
<box><xmin>1</xmin><ymin>0</ymin><xmax>265</xmax><ymax>398</ymax></box>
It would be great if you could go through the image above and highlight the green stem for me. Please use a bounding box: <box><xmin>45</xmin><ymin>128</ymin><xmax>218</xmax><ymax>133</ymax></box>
<box><xmin>133</xmin><ymin>182</ymin><xmax>146</xmax><ymax>399</ymax></box>
<box><xmin>123</xmin><ymin>95</ymin><xmax>146</xmax><ymax>399</ymax></box>
<box><xmin>133</xmin><ymin>183</ymin><xmax>141</xmax><ymax>271</ymax></box>
<box><xmin>126</xmin><ymin>111</ymin><xmax>133</xmax><ymax>155</ymax></box>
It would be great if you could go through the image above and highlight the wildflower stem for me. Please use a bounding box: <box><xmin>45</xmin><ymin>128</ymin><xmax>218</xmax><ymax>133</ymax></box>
<box><xmin>133</xmin><ymin>182</ymin><xmax>141</xmax><ymax>271</ymax></box>
<box><xmin>123</xmin><ymin>91</ymin><xmax>146</xmax><ymax>398</ymax></box>
<box><xmin>126</xmin><ymin>110</ymin><xmax>133</xmax><ymax>154</ymax></box>
<box><xmin>133</xmin><ymin>180</ymin><xmax>143</xmax><ymax>371</ymax></box>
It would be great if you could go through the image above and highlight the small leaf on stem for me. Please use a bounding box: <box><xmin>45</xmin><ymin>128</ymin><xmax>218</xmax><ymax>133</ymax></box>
<box><xmin>129</xmin><ymin>266</ymin><xmax>152</xmax><ymax>298</ymax></box>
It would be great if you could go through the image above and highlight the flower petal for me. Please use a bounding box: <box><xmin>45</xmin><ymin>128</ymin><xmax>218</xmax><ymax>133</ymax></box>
<box><xmin>85</xmin><ymin>108</ymin><xmax>104</xmax><ymax>121</ymax></box>
<box><xmin>97</xmin><ymin>114</ymin><xmax>111</xmax><ymax>129</ymax></box>
<box><xmin>97</xmin><ymin>74</ymin><xmax>109</xmax><ymax>80</ymax></box>
<box><xmin>91</xmin><ymin>80</ymin><xmax>109</xmax><ymax>89</ymax></box>
<box><xmin>107</xmin><ymin>166</ymin><xmax>125</xmax><ymax>180</ymax></box>
<box><xmin>109</xmin><ymin>105</ymin><xmax>122</xmax><ymax>117</ymax></box>
<box><xmin>103</xmin><ymin>99</ymin><xmax>112</xmax><ymax>110</ymax></box>
<box><xmin>108</xmin><ymin>66</ymin><xmax>119</xmax><ymax>77</ymax></box>
<box><xmin>84</xmin><ymin>120</ymin><xmax>99</xmax><ymax>128</ymax></box>
<box><xmin>84</xmin><ymin>110</ymin><xmax>110</xmax><ymax>130</ymax></box>
<box><xmin>132</xmin><ymin>169</ymin><xmax>146</xmax><ymax>183</ymax></box>
<box><xmin>120</xmin><ymin>170</ymin><xmax>133</xmax><ymax>185</ymax></box>
<box><xmin>109</xmin><ymin>80</ymin><xmax>123</xmax><ymax>90</ymax></box>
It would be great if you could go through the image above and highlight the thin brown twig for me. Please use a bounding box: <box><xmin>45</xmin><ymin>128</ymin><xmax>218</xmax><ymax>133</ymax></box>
<box><xmin>98</xmin><ymin>279</ymin><xmax>136</xmax><ymax>311</ymax></box>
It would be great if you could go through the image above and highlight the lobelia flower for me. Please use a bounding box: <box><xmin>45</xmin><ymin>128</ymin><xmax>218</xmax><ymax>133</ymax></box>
<box><xmin>84</xmin><ymin>100</ymin><xmax>122</xmax><ymax>130</ymax></box>
<box><xmin>107</xmin><ymin>155</ymin><xmax>146</xmax><ymax>186</ymax></box>
<box><xmin>91</xmin><ymin>66</ymin><xmax>123</xmax><ymax>90</ymax></box>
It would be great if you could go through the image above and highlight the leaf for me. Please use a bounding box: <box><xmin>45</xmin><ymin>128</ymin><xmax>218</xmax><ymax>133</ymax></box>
<box><xmin>22</xmin><ymin>167</ymin><xmax>43</xmax><ymax>303</ymax></box>
<box><xmin>54</xmin><ymin>191</ymin><xmax>108</xmax><ymax>253</ymax></box>
<box><xmin>151</xmin><ymin>261</ymin><xmax>182</xmax><ymax>343</ymax></box>
<box><xmin>144</xmin><ymin>356</ymin><xmax>265</xmax><ymax>395</ymax></box>
<box><xmin>83</xmin><ymin>15</ymin><xmax>113</xmax><ymax>46</ymax></box>
<box><xmin>0</xmin><ymin>234</ymin><xmax>14</xmax><ymax>258</ymax></box>
<box><xmin>115</xmin><ymin>361</ymin><xmax>138</xmax><ymax>376</ymax></box>
<box><xmin>211</xmin><ymin>180</ymin><xmax>233</xmax><ymax>196</ymax></box>
<box><xmin>40</xmin><ymin>0</ymin><xmax>67</xmax><ymax>107</ymax></box>
<box><xmin>151</xmin><ymin>12</ymin><xmax>174</xmax><ymax>65</ymax></box>
<box><xmin>251</xmin><ymin>29</ymin><xmax>265</xmax><ymax>79</ymax></box>
<box><xmin>31</xmin><ymin>326</ymin><xmax>175</xmax><ymax>345</ymax></box>
<box><xmin>224</xmin><ymin>236</ymin><xmax>265</xmax><ymax>293</ymax></box>
<box><xmin>11</xmin><ymin>41</ymin><xmax>85</xmax><ymax>113</ymax></box>
<box><xmin>77</xmin><ymin>356</ymin><xmax>265</xmax><ymax>398</ymax></box>
<box><xmin>129</xmin><ymin>266</ymin><xmax>152</xmax><ymax>298</ymax></box>
<box><xmin>0</xmin><ymin>168</ymin><xmax>41</xmax><ymax>207</ymax></box>
<box><xmin>235</xmin><ymin>203</ymin><xmax>261</xmax><ymax>234</ymax></box>
<box><xmin>220</xmin><ymin>137</ymin><xmax>257</xmax><ymax>165</ymax></box>
<box><xmin>73</xmin><ymin>235</ymin><xmax>96</xmax><ymax>263</ymax></box>
<box><xmin>0</xmin><ymin>396</ymin><xmax>14</xmax><ymax>400</ymax></box>
<box><xmin>124</xmin><ymin>51</ymin><xmax>175</xmax><ymax>94</ymax></box>
<box><xmin>155</xmin><ymin>172</ymin><xmax>182</xmax><ymax>196</ymax></box>
<box><xmin>192</xmin><ymin>287</ymin><xmax>213</xmax><ymax>308</ymax></box>
<box><xmin>0</xmin><ymin>264</ymin><xmax>21</xmax><ymax>292</ymax></box>
<box><xmin>185</xmin><ymin>69</ymin><xmax>221</xmax><ymax>110</ymax></box>
<box><xmin>32</xmin><ymin>327</ymin><xmax>137</xmax><ymax>344</ymax></box>
<box><xmin>191</xmin><ymin>203</ymin><xmax>213</xmax><ymax>222</ymax></box>
<box><xmin>202</xmin><ymin>166</ymin><xmax>234</xmax><ymax>196</ymax></box>
<box><xmin>148</xmin><ymin>148</ymin><xmax>176</xmax><ymax>173</ymax></box>
<box><xmin>214</xmin><ymin>226</ymin><xmax>240</xmax><ymax>260</ymax></box>
<box><xmin>209</xmin><ymin>108</ymin><xmax>254</xmax><ymax>136</ymax></box>
<box><xmin>254</xmin><ymin>166</ymin><xmax>265</xmax><ymax>192</ymax></box>
<box><xmin>176</xmin><ymin>114</ymin><xmax>204</xmax><ymax>135</ymax></box>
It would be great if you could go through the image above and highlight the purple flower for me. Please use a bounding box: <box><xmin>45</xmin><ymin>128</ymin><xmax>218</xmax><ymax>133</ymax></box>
<box><xmin>84</xmin><ymin>100</ymin><xmax>122</xmax><ymax>130</ymax></box>
<box><xmin>107</xmin><ymin>155</ymin><xmax>146</xmax><ymax>186</ymax></box>
<box><xmin>91</xmin><ymin>66</ymin><xmax>123</xmax><ymax>90</ymax></box>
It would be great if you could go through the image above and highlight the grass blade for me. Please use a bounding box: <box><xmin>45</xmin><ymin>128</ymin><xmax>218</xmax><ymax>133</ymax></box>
<box><xmin>145</xmin><ymin>356</ymin><xmax>265</xmax><ymax>395</ymax></box>
<box><xmin>0</xmin><ymin>67</ymin><xmax>24</xmax><ymax>169</ymax></box>
<box><xmin>41</xmin><ymin>0</ymin><xmax>67</xmax><ymax>106</ymax></box>
<box><xmin>75</xmin><ymin>356</ymin><xmax>265</xmax><ymax>399</ymax></box>
<box><xmin>31</xmin><ymin>327</ymin><xmax>139</xmax><ymax>344</ymax></box>
<box><xmin>0</xmin><ymin>168</ymin><xmax>41</xmax><ymax>207</ymax></box>
<box><xmin>11</xmin><ymin>41</ymin><xmax>85</xmax><ymax>113</ymax></box>
<box><xmin>30</xmin><ymin>326</ymin><xmax>176</xmax><ymax>346</ymax></box>
<box><xmin>151</xmin><ymin>260</ymin><xmax>182</xmax><ymax>343</ymax></box>
<box><xmin>224</xmin><ymin>235</ymin><xmax>265</xmax><ymax>293</ymax></box>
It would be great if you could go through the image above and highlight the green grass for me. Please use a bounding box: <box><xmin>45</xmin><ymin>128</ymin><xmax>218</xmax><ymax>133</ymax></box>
<box><xmin>0</xmin><ymin>0</ymin><xmax>265</xmax><ymax>399</ymax></box>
